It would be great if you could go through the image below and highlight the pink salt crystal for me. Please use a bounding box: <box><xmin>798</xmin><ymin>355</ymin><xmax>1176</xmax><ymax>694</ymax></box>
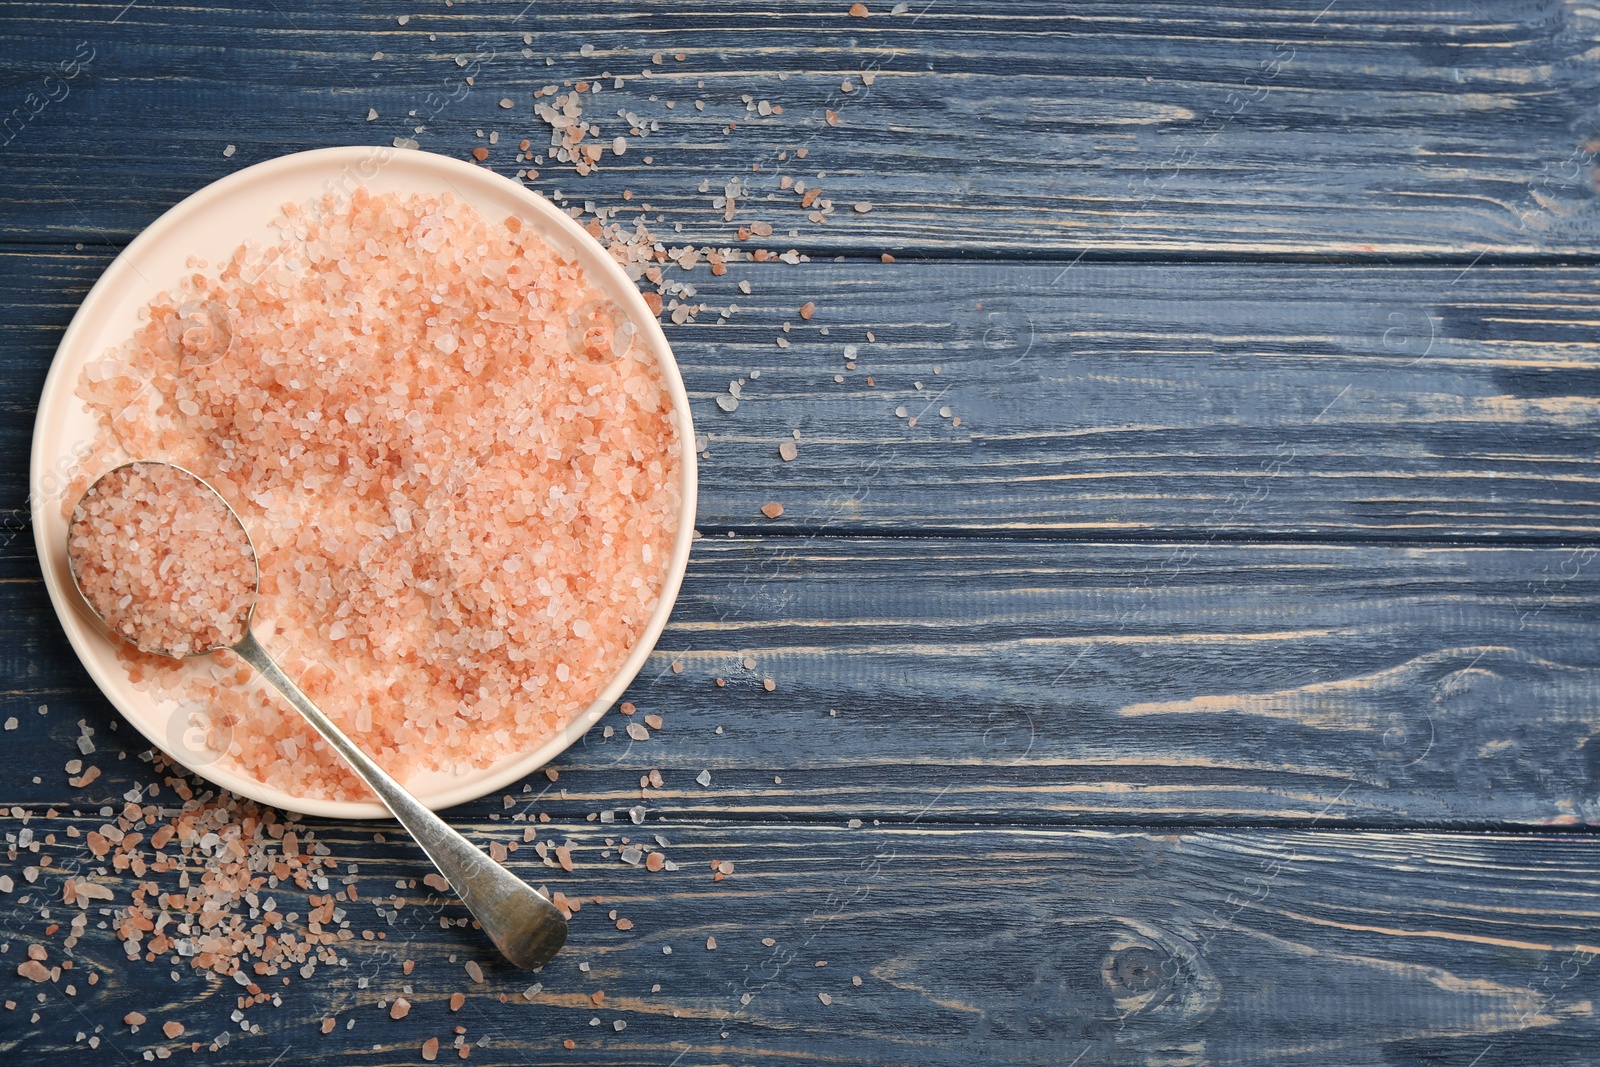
<box><xmin>73</xmin><ymin>190</ymin><xmax>682</xmax><ymax>801</ymax></box>
<box><xmin>68</xmin><ymin>463</ymin><xmax>254</xmax><ymax>657</ymax></box>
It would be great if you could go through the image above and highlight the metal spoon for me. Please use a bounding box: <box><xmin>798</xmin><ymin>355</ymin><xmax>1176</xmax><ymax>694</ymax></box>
<box><xmin>66</xmin><ymin>461</ymin><xmax>567</xmax><ymax>970</ymax></box>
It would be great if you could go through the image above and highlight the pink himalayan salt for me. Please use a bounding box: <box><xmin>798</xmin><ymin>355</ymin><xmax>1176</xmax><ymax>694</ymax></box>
<box><xmin>68</xmin><ymin>462</ymin><xmax>255</xmax><ymax>657</ymax></box>
<box><xmin>71</xmin><ymin>188</ymin><xmax>681</xmax><ymax>801</ymax></box>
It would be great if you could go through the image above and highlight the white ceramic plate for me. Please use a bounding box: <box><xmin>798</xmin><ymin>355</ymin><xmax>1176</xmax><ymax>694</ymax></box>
<box><xmin>30</xmin><ymin>146</ymin><xmax>698</xmax><ymax>819</ymax></box>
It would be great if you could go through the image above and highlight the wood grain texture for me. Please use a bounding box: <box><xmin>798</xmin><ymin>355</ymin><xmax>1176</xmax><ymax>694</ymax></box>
<box><xmin>5</xmin><ymin>537</ymin><xmax>1599</xmax><ymax>828</ymax></box>
<box><xmin>5</xmin><ymin>248</ymin><xmax>1600</xmax><ymax>540</ymax></box>
<box><xmin>2</xmin><ymin>1</ymin><xmax>1600</xmax><ymax>257</ymax></box>
<box><xmin>3</xmin><ymin>817</ymin><xmax>1600</xmax><ymax>1065</ymax></box>
<box><xmin>4</xmin><ymin>0</ymin><xmax>1600</xmax><ymax>1061</ymax></box>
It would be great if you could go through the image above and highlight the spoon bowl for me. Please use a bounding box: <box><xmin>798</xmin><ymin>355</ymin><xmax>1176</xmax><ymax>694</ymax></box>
<box><xmin>66</xmin><ymin>461</ymin><xmax>259</xmax><ymax>659</ymax></box>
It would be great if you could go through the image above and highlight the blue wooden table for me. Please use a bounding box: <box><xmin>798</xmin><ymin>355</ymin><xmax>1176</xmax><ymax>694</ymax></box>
<box><xmin>4</xmin><ymin>2</ymin><xmax>1600</xmax><ymax>1064</ymax></box>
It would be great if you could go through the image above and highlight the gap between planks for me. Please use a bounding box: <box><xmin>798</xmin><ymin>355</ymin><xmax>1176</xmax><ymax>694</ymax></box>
<box><xmin>8</xmin><ymin>237</ymin><xmax>1600</xmax><ymax>270</ymax></box>
<box><xmin>5</xmin><ymin>798</ymin><xmax>1600</xmax><ymax>838</ymax></box>
<box><xmin>683</xmin><ymin>527</ymin><xmax>1600</xmax><ymax>548</ymax></box>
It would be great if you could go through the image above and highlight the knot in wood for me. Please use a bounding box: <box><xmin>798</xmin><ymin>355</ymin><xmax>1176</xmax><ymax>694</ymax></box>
<box><xmin>1102</xmin><ymin>945</ymin><xmax>1165</xmax><ymax>997</ymax></box>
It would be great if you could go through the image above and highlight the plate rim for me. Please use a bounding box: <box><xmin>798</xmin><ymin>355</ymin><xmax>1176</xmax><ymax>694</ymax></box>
<box><xmin>29</xmin><ymin>145</ymin><xmax>699</xmax><ymax>819</ymax></box>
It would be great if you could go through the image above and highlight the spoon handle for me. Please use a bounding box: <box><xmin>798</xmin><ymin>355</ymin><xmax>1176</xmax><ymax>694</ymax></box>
<box><xmin>232</xmin><ymin>630</ymin><xmax>567</xmax><ymax>970</ymax></box>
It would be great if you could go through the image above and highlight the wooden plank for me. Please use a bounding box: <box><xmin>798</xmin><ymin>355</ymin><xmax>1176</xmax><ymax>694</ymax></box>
<box><xmin>7</xmin><ymin>247</ymin><xmax>1600</xmax><ymax>539</ymax></box>
<box><xmin>5</xmin><ymin>537</ymin><xmax>1599</xmax><ymax>828</ymax></box>
<box><xmin>3</xmin><ymin>1</ymin><xmax>1600</xmax><ymax>256</ymax></box>
<box><xmin>3</xmin><ymin>817</ymin><xmax>1599</xmax><ymax>1065</ymax></box>
<box><xmin>680</xmin><ymin>259</ymin><xmax>1600</xmax><ymax>539</ymax></box>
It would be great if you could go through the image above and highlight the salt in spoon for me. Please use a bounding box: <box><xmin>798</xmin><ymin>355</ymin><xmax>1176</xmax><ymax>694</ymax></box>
<box><xmin>65</xmin><ymin>460</ymin><xmax>567</xmax><ymax>970</ymax></box>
